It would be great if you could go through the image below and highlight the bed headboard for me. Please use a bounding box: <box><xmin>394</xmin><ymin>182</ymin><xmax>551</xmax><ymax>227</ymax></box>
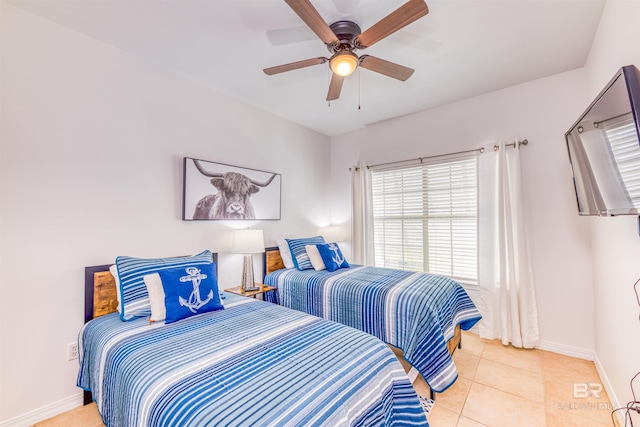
<box><xmin>264</xmin><ymin>246</ymin><xmax>285</xmax><ymax>276</ymax></box>
<box><xmin>83</xmin><ymin>253</ymin><xmax>219</xmax><ymax>323</ymax></box>
<box><xmin>83</xmin><ymin>265</ymin><xmax>118</xmax><ymax>323</ymax></box>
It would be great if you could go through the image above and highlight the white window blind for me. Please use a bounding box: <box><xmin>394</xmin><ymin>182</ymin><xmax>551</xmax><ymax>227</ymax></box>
<box><xmin>605</xmin><ymin>117</ymin><xmax>640</xmax><ymax>208</ymax></box>
<box><xmin>371</xmin><ymin>156</ymin><xmax>478</xmax><ymax>286</ymax></box>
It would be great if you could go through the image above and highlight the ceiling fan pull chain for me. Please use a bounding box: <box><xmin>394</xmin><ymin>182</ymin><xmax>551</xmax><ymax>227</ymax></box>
<box><xmin>358</xmin><ymin>67</ymin><xmax>361</xmax><ymax>110</ymax></box>
<box><xmin>328</xmin><ymin>67</ymin><xmax>332</xmax><ymax>108</ymax></box>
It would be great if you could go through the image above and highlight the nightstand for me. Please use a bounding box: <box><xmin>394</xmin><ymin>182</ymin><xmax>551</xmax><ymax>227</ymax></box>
<box><xmin>223</xmin><ymin>284</ymin><xmax>277</xmax><ymax>299</ymax></box>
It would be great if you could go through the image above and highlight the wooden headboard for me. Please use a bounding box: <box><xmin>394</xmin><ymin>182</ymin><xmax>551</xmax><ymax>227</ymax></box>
<box><xmin>264</xmin><ymin>246</ymin><xmax>285</xmax><ymax>276</ymax></box>
<box><xmin>83</xmin><ymin>265</ymin><xmax>118</xmax><ymax>323</ymax></box>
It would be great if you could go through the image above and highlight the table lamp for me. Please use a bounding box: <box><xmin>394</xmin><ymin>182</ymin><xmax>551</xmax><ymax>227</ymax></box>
<box><xmin>231</xmin><ymin>229</ymin><xmax>264</xmax><ymax>292</ymax></box>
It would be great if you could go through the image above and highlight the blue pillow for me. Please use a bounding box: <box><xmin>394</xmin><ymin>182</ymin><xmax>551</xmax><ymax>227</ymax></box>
<box><xmin>158</xmin><ymin>263</ymin><xmax>223</xmax><ymax>324</ymax></box>
<box><xmin>317</xmin><ymin>243</ymin><xmax>350</xmax><ymax>272</ymax></box>
<box><xmin>115</xmin><ymin>250</ymin><xmax>213</xmax><ymax>321</ymax></box>
<box><xmin>286</xmin><ymin>236</ymin><xmax>325</xmax><ymax>270</ymax></box>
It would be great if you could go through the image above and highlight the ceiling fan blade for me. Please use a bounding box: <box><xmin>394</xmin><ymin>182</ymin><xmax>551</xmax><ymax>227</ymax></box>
<box><xmin>263</xmin><ymin>57</ymin><xmax>328</xmax><ymax>75</ymax></box>
<box><xmin>356</xmin><ymin>0</ymin><xmax>429</xmax><ymax>48</ymax></box>
<box><xmin>285</xmin><ymin>0</ymin><xmax>339</xmax><ymax>45</ymax></box>
<box><xmin>326</xmin><ymin>73</ymin><xmax>344</xmax><ymax>101</ymax></box>
<box><xmin>359</xmin><ymin>55</ymin><xmax>414</xmax><ymax>81</ymax></box>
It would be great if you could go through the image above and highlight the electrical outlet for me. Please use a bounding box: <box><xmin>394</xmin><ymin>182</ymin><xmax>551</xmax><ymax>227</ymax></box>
<box><xmin>67</xmin><ymin>342</ymin><xmax>78</xmax><ymax>361</ymax></box>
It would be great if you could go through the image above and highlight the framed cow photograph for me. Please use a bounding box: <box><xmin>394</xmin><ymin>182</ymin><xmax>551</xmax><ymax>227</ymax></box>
<box><xmin>182</xmin><ymin>157</ymin><xmax>281</xmax><ymax>221</ymax></box>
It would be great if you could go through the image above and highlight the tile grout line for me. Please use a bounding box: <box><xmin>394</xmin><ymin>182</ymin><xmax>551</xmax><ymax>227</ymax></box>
<box><xmin>465</xmin><ymin>340</ymin><xmax>551</xmax><ymax>426</ymax></box>
<box><xmin>456</xmin><ymin>338</ymin><xmax>484</xmax><ymax>426</ymax></box>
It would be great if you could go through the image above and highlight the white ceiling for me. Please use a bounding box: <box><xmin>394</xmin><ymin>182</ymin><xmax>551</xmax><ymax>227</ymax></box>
<box><xmin>8</xmin><ymin>0</ymin><xmax>605</xmax><ymax>136</ymax></box>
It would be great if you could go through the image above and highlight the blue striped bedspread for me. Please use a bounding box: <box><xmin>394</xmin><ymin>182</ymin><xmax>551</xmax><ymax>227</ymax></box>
<box><xmin>264</xmin><ymin>266</ymin><xmax>482</xmax><ymax>393</ymax></box>
<box><xmin>77</xmin><ymin>294</ymin><xmax>429</xmax><ymax>427</ymax></box>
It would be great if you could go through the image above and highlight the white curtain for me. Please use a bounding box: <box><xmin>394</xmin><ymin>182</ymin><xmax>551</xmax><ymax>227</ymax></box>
<box><xmin>478</xmin><ymin>141</ymin><xmax>540</xmax><ymax>348</ymax></box>
<box><xmin>351</xmin><ymin>165</ymin><xmax>374</xmax><ymax>265</ymax></box>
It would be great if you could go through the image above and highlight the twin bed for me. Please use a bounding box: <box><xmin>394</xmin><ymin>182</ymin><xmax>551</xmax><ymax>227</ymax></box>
<box><xmin>79</xmin><ymin>253</ymin><xmax>431</xmax><ymax>426</ymax></box>
<box><xmin>262</xmin><ymin>246</ymin><xmax>482</xmax><ymax>395</ymax></box>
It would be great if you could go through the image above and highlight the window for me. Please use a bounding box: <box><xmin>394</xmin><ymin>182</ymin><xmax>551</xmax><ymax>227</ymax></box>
<box><xmin>371</xmin><ymin>156</ymin><xmax>478</xmax><ymax>286</ymax></box>
<box><xmin>605</xmin><ymin>116</ymin><xmax>640</xmax><ymax>208</ymax></box>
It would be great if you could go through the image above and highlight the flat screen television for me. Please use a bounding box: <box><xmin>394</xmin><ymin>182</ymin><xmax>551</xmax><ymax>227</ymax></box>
<box><xmin>566</xmin><ymin>65</ymin><xmax>640</xmax><ymax>216</ymax></box>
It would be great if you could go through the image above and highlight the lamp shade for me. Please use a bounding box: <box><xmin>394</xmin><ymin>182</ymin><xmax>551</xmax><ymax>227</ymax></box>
<box><xmin>231</xmin><ymin>229</ymin><xmax>265</xmax><ymax>254</ymax></box>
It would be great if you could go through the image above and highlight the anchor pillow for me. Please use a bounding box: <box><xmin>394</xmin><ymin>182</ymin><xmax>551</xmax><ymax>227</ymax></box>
<box><xmin>316</xmin><ymin>243</ymin><xmax>350</xmax><ymax>272</ymax></box>
<box><xmin>158</xmin><ymin>263</ymin><xmax>223</xmax><ymax>324</ymax></box>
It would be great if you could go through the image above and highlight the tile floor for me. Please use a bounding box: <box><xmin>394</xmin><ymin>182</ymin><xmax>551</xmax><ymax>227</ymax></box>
<box><xmin>422</xmin><ymin>332</ymin><xmax>619</xmax><ymax>427</ymax></box>
<box><xmin>34</xmin><ymin>332</ymin><xmax>619</xmax><ymax>427</ymax></box>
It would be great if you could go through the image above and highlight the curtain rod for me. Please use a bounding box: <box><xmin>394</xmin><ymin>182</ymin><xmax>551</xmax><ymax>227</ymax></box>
<box><xmin>496</xmin><ymin>139</ymin><xmax>529</xmax><ymax>151</ymax></box>
<box><xmin>593</xmin><ymin>113</ymin><xmax>631</xmax><ymax>128</ymax></box>
<box><xmin>349</xmin><ymin>139</ymin><xmax>529</xmax><ymax>171</ymax></box>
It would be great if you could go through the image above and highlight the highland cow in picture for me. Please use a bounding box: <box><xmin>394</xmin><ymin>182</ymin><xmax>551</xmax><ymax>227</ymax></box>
<box><xmin>183</xmin><ymin>158</ymin><xmax>281</xmax><ymax>221</ymax></box>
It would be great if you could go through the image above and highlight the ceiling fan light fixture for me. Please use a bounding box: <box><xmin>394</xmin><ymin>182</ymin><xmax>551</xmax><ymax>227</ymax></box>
<box><xmin>329</xmin><ymin>51</ymin><xmax>359</xmax><ymax>77</ymax></box>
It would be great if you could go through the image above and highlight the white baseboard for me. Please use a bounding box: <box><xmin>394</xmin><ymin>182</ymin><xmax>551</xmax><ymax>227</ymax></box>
<box><xmin>0</xmin><ymin>393</ymin><xmax>83</xmax><ymax>427</ymax></box>
<box><xmin>593</xmin><ymin>354</ymin><xmax>626</xmax><ymax>426</ymax></box>
<box><xmin>536</xmin><ymin>339</ymin><xmax>595</xmax><ymax>361</ymax></box>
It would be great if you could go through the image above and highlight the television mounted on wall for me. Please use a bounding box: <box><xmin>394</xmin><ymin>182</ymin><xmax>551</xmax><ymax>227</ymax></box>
<box><xmin>565</xmin><ymin>65</ymin><xmax>640</xmax><ymax>216</ymax></box>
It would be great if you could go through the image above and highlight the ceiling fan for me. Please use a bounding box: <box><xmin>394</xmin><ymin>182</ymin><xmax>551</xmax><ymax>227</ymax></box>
<box><xmin>263</xmin><ymin>0</ymin><xmax>429</xmax><ymax>101</ymax></box>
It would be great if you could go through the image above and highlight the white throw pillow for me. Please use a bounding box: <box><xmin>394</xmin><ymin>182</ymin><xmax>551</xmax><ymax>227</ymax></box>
<box><xmin>277</xmin><ymin>238</ymin><xmax>295</xmax><ymax>269</ymax></box>
<box><xmin>305</xmin><ymin>244</ymin><xmax>326</xmax><ymax>271</ymax></box>
<box><xmin>143</xmin><ymin>273</ymin><xmax>166</xmax><ymax>322</ymax></box>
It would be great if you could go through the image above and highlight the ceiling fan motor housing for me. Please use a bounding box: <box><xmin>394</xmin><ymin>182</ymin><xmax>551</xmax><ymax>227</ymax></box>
<box><xmin>328</xmin><ymin>20</ymin><xmax>362</xmax><ymax>53</ymax></box>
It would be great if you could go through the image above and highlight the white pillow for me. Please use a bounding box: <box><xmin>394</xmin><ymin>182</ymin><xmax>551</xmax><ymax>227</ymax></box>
<box><xmin>277</xmin><ymin>238</ymin><xmax>295</xmax><ymax>269</ymax></box>
<box><xmin>305</xmin><ymin>244</ymin><xmax>326</xmax><ymax>271</ymax></box>
<box><xmin>143</xmin><ymin>273</ymin><xmax>166</xmax><ymax>322</ymax></box>
<box><xmin>109</xmin><ymin>264</ymin><xmax>122</xmax><ymax>313</ymax></box>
